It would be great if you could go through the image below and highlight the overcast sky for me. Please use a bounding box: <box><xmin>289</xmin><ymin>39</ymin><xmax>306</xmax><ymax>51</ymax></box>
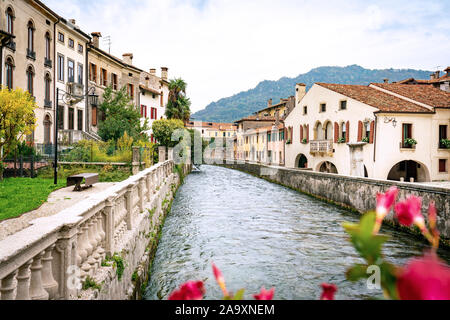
<box><xmin>42</xmin><ymin>0</ymin><xmax>450</xmax><ymax>113</ymax></box>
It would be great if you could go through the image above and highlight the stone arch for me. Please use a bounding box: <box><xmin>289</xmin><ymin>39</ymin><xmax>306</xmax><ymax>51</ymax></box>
<box><xmin>314</xmin><ymin>121</ymin><xmax>323</xmax><ymax>140</ymax></box>
<box><xmin>323</xmin><ymin>120</ymin><xmax>333</xmax><ymax>141</ymax></box>
<box><xmin>317</xmin><ymin>161</ymin><xmax>338</xmax><ymax>174</ymax></box>
<box><xmin>387</xmin><ymin>160</ymin><xmax>431</xmax><ymax>183</ymax></box>
<box><xmin>5</xmin><ymin>55</ymin><xmax>15</xmax><ymax>67</ymax></box>
<box><xmin>295</xmin><ymin>153</ymin><xmax>308</xmax><ymax>169</ymax></box>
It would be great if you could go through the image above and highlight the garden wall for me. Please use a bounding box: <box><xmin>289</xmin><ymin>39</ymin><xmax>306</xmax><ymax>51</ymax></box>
<box><xmin>221</xmin><ymin>161</ymin><xmax>450</xmax><ymax>239</ymax></box>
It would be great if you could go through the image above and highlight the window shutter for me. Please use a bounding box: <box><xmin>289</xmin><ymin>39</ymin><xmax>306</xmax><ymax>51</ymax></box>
<box><xmin>334</xmin><ymin>122</ymin><xmax>339</xmax><ymax>143</ymax></box>
<box><xmin>306</xmin><ymin>125</ymin><xmax>310</xmax><ymax>142</ymax></box>
<box><xmin>346</xmin><ymin>121</ymin><xmax>350</xmax><ymax>143</ymax></box>
<box><xmin>358</xmin><ymin>121</ymin><xmax>363</xmax><ymax>142</ymax></box>
<box><xmin>155</xmin><ymin>108</ymin><xmax>158</xmax><ymax>119</ymax></box>
<box><xmin>300</xmin><ymin>125</ymin><xmax>304</xmax><ymax>141</ymax></box>
<box><xmin>92</xmin><ymin>106</ymin><xmax>97</xmax><ymax>126</ymax></box>
<box><xmin>369</xmin><ymin>121</ymin><xmax>375</xmax><ymax>144</ymax></box>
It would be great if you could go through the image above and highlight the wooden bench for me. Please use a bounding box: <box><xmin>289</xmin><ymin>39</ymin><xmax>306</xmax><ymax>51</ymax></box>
<box><xmin>67</xmin><ymin>173</ymin><xmax>99</xmax><ymax>192</ymax></box>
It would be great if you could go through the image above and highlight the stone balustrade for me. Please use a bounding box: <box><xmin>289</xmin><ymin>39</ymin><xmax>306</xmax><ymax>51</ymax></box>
<box><xmin>0</xmin><ymin>161</ymin><xmax>176</xmax><ymax>300</ymax></box>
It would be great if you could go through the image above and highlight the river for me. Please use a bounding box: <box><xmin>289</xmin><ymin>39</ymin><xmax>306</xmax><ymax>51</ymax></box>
<box><xmin>144</xmin><ymin>165</ymin><xmax>450</xmax><ymax>300</ymax></box>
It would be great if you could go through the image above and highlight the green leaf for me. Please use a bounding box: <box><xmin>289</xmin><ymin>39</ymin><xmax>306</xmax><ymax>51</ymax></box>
<box><xmin>232</xmin><ymin>289</ymin><xmax>245</xmax><ymax>300</ymax></box>
<box><xmin>346</xmin><ymin>264</ymin><xmax>369</xmax><ymax>282</ymax></box>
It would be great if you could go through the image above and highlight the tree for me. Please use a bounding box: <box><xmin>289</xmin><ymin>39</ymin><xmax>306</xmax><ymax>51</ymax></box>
<box><xmin>165</xmin><ymin>78</ymin><xmax>192</xmax><ymax>122</ymax></box>
<box><xmin>0</xmin><ymin>87</ymin><xmax>37</xmax><ymax>180</ymax></box>
<box><xmin>152</xmin><ymin>119</ymin><xmax>185</xmax><ymax>147</ymax></box>
<box><xmin>98</xmin><ymin>86</ymin><xmax>149</xmax><ymax>142</ymax></box>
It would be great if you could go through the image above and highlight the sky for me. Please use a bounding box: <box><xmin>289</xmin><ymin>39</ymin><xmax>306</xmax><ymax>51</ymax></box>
<box><xmin>42</xmin><ymin>0</ymin><xmax>450</xmax><ymax>113</ymax></box>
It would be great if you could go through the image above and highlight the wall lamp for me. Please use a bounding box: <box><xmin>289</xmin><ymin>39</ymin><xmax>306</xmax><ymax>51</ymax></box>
<box><xmin>384</xmin><ymin>117</ymin><xmax>397</xmax><ymax>128</ymax></box>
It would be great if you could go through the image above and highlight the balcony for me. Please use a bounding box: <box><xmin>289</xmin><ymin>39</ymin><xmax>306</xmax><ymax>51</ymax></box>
<box><xmin>44</xmin><ymin>58</ymin><xmax>52</xmax><ymax>68</ymax></box>
<box><xmin>44</xmin><ymin>100</ymin><xmax>52</xmax><ymax>108</ymax></box>
<box><xmin>26</xmin><ymin>49</ymin><xmax>36</xmax><ymax>60</ymax></box>
<box><xmin>6</xmin><ymin>40</ymin><xmax>15</xmax><ymax>51</ymax></box>
<box><xmin>310</xmin><ymin>140</ymin><xmax>334</xmax><ymax>156</ymax></box>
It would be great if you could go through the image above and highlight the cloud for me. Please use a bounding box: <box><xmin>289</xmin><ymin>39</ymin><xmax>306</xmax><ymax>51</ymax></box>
<box><xmin>42</xmin><ymin>0</ymin><xmax>450</xmax><ymax>113</ymax></box>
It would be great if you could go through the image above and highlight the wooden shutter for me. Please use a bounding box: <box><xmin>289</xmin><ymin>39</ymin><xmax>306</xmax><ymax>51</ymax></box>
<box><xmin>155</xmin><ymin>108</ymin><xmax>158</xmax><ymax>119</ymax></box>
<box><xmin>334</xmin><ymin>122</ymin><xmax>339</xmax><ymax>143</ymax></box>
<box><xmin>369</xmin><ymin>121</ymin><xmax>375</xmax><ymax>144</ymax></box>
<box><xmin>300</xmin><ymin>125</ymin><xmax>304</xmax><ymax>141</ymax></box>
<box><xmin>346</xmin><ymin>121</ymin><xmax>350</xmax><ymax>143</ymax></box>
<box><xmin>92</xmin><ymin>106</ymin><xmax>97</xmax><ymax>126</ymax></box>
<box><xmin>358</xmin><ymin>121</ymin><xmax>363</xmax><ymax>142</ymax></box>
<box><xmin>306</xmin><ymin>125</ymin><xmax>310</xmax><ymax>142</ymax></box>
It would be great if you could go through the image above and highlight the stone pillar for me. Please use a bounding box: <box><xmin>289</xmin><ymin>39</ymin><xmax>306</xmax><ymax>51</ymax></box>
<box><xmin>158</xmin><ymin>146</ymin><xmax>166</xmax><ymax>163</ymax></box>
<box><xmin>167</xmin><ymin>147</ymin><xmax>174</xmax><ymax>161</ymax></box>
<box><xmin>125</xmin><ymin>184</ymin><xmax>134</xmax><ymax>230</ymax></box>
<box><xmin>138</xmin><ymin>177</ymin><xmax>145</xmax><ymax>213</ymax></box>
<box><xmin>132</xmin><ymin>146</ymin><xmax>140</xmax><ymax>175</ymax></box>
<box><xmin>104</xmin><ymin>196</ymin><xmax>115</xmax><ymax>257</ymax></box>
<box><xmin>347</xmin><ymin>143</ymin><xmax>366</xmax><ymax>177</ymax></box>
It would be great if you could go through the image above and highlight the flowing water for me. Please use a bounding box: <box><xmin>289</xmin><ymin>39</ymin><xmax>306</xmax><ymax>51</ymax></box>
<box><xmin>144</xmin><ymin>165</ymin><xmax>450</xmax><ymax>300</ymax></box>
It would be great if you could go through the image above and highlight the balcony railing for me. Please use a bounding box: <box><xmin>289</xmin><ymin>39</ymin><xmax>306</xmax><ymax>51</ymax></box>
<box><xmin>6</xmin><ymin>40</ymin><xmax>15</xmax><ymax>51</ymax></box>
<box><xmin>44</xmin><ymin>58</ymin><xmax>52</xmax><ymax>68</ymax></box>
<box><xmin>310</xmin><ymin>140</ymin><xmax>334</xmax><ymax>155</ymax></box>
<box><xmin>44</xmin><ymin>100</ymin><xmax>52</xmax><ymax>108</ymax></box>
<box><xmin>26</xmin><ymin>49</ymin><xmax>36</xmax><ymax>60</ymax></box>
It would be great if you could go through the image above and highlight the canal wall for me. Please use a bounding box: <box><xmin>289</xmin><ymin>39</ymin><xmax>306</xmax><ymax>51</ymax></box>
<box><xmin>0</xmin><ymin>161</ymin><xmax>191</xmax><ymax>300</ymax></box>
<box><xmin>220</xmin><ymin>162</ymin><xmax>450</xmax><ymax>239</ymax></box>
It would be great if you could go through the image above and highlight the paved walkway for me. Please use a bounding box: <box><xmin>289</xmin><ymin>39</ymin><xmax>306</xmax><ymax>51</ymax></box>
<box><xmin>0</xmin><ymin>182</ymin><xmax>116</xmax><ymax>241</ymax></box>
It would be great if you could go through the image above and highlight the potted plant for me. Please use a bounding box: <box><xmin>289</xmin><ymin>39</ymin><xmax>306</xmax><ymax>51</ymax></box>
<box><xmin>286</xmin><ymin>139</ymin><xmax>292</xmax><ymax>145</ymax></box>
<box><xmin>338</xmin><ymin>138</ymin><xmax>346</xmax><ymax>144</ymax></box>
<box><xmin>440</xmin><ymin>139</ymin><xmax>450</xmax><ymax>149</ymax></box>
<box><xmin>362</xmin><ymin>137</ymin><xmax>370</xmax><ymax>143</ymax></box>
<box><xmin>301</xmin><ymin>138</ymin><xmax>308</xmax><ymax>144</ymax></box>
<box><xmin>404</xmin><ymin>138</ymin><xmax>418</xmax><ymax>148</ymax></box>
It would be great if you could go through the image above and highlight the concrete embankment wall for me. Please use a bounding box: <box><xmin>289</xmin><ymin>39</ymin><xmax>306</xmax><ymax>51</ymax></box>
<box><xmin>0</xmin><ymin>161</ymin><xmax>190</xmax><ymax>301</ymax></box>
<box><xmin>220</xmin><ymin>162</ymin><xmax>450</xmax><ymax>239</ymax></box>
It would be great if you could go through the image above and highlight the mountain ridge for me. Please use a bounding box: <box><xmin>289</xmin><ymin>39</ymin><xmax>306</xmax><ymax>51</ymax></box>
<box><xmin>191</xmin><ymin>65</ymin><xmax>432</xmax><ymax>123</ymax></box>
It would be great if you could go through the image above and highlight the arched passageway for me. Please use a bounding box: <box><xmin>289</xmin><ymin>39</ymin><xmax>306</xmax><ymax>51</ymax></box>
<box><xmin>318</xmin><ymin>161</ymin><xmax>338</xmax><ymax>174</ymax></box>
<box><xmin>295</xmin><ymin>154</ymin><xmax>308</xmax><ymax>168</ymax></box>
<box><xmin>387</xmin><ymin>160</ymin><xmax>430</xmax><ymax>182</ymax></box>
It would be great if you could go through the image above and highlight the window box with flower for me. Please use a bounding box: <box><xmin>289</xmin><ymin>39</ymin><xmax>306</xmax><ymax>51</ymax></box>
<box><xmin>337</xmin><ymin>138</ymin><xmax>346</xmax><ymax>144</ymax></box>
<box><xmin>440</xmin><ymin>139</ymin><xmax>450</xmax><ymax>149</ymax></box>
<box><xmin>404</xmin><ymin>138</ymin><xmax>418</xmax><ymax>148</ymax></box>
<box><xmin>301</xmin><ymin>138</ymin><xmax>308</xmax><ymax>144</ymax></box>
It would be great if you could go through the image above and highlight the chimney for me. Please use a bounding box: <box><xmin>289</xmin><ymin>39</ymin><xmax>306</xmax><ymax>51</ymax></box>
<box><xmin>149</xmin><ymin>68</ymin><xmax>156</xmax><ymax>75</ymax></box>
<box><xmin>430</xmin><ymin>73</ymin><xmax>436</xmax><ymax>80</ymax></box>
<box><xmin>295</xmin><ymin>83</ymin><xmax>306</xmax><ymax>104</ymax></box>
<box><xmin>122</xmin><ymin>53</ymin><xmax>133</xmax><ymax>65</ymax></box>
<box><xmin>383</xmin><ymin>78</ymin><xmax>389</xmax><ymax>84</ymax></box>
<box><xmin>435</xmin><ymin>71</ymin><xmax>441</xmax><ymax>79</ymax></box>
<box><xmin>91</xmin><ymin>32</ymin><xmax>102</xmax><ymax>48</ymax></box>
<box><xmin>69</xmin><ymin>19</ymin><xmax>76</xmax><ymax>25</ymax></box>
<box><xmin>161</xmin><ymin>67</ymin><xmax>168</xmax><ymax>80</ymax></box>
<box><xmin>268</xmin><ymin>99</ymin><xmax>272</xmax><ymax>108</ymax></box>
<box><xmin>145</xmin><ymin>76</ymin><xmax>150</xmax><ymax>87</ymax></box>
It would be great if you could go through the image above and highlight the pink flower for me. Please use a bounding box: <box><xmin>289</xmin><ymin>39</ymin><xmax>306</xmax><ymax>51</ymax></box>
<box><xmin>374</xmin><ymin>187</ymin><xmax>398</xmax><ymax>234</ymax></box>
<box><xmin>254</xmin><ymin>287</ymin><xmax>275</xmax><ymax>300</ymax></box>
<box><xmin>394</xmin><ymin>196</ymin><xmax>424</xmax><ymax>228</ymax></box>
<box><xmin>320</xmin><ymin>283</ymin><xmax>337</xmax><ymax>300</ymax></box>
<box><xmin>428</xmin><ymin>202</ymin><xmax>437</xmax><ymax>231</ymax></box>
<box><xmin>168</xmin><ymin>281</ymin><xmax>205</xmax><ymax>300</ymax></box>
<box><xmin>397</xmin><ymin>253</ymin><xmax>450</xmax><ymax>300</ymax></box>
<box><xmin>212</xmin><ymin>263</ymin><xmax>229</xmax><ymax>297</ymax></box>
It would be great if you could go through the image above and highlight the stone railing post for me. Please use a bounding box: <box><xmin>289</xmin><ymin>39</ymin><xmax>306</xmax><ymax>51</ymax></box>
<box><xmin>104</xmin><ymin>196</ymin><xmax>115</xmax><ymax>257</ymax></box>
<box><xmin>132</xmin><ymin>146</ymin><xmax>140</xmax><ymax>175</ymax></box>
<box><xmin>168</xmin><ymin>147</ymin><xmax>174</xmax><ymax>161</ymax></box>
<box><xmin>41</xmin><ymin>245</ymin><xmax>58</xmax><ymax>299</ymax></box>
<box><xmin>0</xmin><ymin>270</ymin><xmax>17</xmax><ymax>300</ymax></box>
<box><xmin>158</xmin><ymin>146</ymin><xmax>166</xmax><ymax>163</ymax></box>
<box><xmin>29</xmin><ymin>251</ymin><xmax>49</xmax><ymax>300</ymax></box>
<box><xmin>125</xmin><ymin>184</ymin><xmax>134</xmax><ymax>230</ymax></box>
<box><xmin>138</xmin><ymin>177</ymin><xmax>145</xmax><ymax>213</ymax></box>
<box><xmin>56</xmin><ymin>225</ymin><xmax>80</xmax><ymax>300</ymax></box>
<box><xmin>146</xmin><ymin>172</ymin><xmax>152</xmax><ymax>201</ymax></box>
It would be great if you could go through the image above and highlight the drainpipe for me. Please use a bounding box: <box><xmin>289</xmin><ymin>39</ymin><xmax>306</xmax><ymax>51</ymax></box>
<box><xmin>53</xmin><ymin>18</ymin><xmax>61</xmax><ymax>145</ymax></box>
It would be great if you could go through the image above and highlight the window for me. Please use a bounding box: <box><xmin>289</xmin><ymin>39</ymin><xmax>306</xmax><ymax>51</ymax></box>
<box><xmin>340</xmin><ymin>100</ymin><xmax>347</xmax><ymax>110</ymax></box>
<box><xmin>57</xmin><ymin>54</ymin><xmax>64</xmax><ymax>81</ymax></box>
<box><xmin>89</xmin><ymin>63</ymin><xmax>97</xmax><ymax>83</ymax></box>
<box><xmin>303</xmin><ymin>106</ymin><xmax>307</xmax><ymax>115</ymax></box>
<box><xmin>111</xmin><ymin>73</ymin><xmax>118</xmax><ymax>90</ymax></box>
<box><xmin>320</xmin><ymin>103</ymin><xmax>326</xmax><ymax>113</ymax></box>
<box><xmin>439</xmin><ymin>125</ymin><xmax>448</xmax><ymax>149</ymax></box>
<box><xmin>439</xmin><ymin>159</ymin><xmax>447</xmax><ymax>173</ymax></box>
<box><xmin>68</xmin><ymin>38</ymin><xmax>74</xmax><ymax>49</ymax></box>
<box><xmin>26</xmin><ymin>66</ymin><xmax>34</xmax><ymax>95</ymax></box>
<box><xmin>45</xmin><ymin>73</ymin><xmax>51</xmax><ymax>102</ymax></box>
<box><xmin>364</xmin><ymin>122</ymin><xmax>371</xmax><ymax>140</ymax></box>
<box><xmin>27</xmin><ymin>21</ymin><xmax>34</xmax><ymax>52</ymax></box>
<box><xmin>5</xmin><ymin>57</ymin><xmax>14</xmax><ymax>90</ymax></box>
<box><xmin>128</xmin><ymin>84</ymin><xmax>134</xmax><ymax>100</ymax></box>
<box><xmin>268</xmin><ymin>133</ymin><xmax>271</xmax><ymax>142</ymax></box>
<box><xmin>45</xmin><ymin>32</ymin><xmax>51</xmax><ymax>59</ymax></box>
<box><xmin>6</xmin><ymin>8</ymin><xmax>14</xmax><ymax>34</ymax></box>
<box><xmin>100</xmin><ymin>68</ymin><xmax>107</xmax><ymax>86</ymax></box>
<box><xmin>78</xmin><ymin>63</ymin><xmax>83</xmax><ymax>85</ymax></box>
<box><xmin>68</xmin><ymin>107</ymin><xmax>74</xmax><ymax>130</ymax></box>
<box><xmin>402</xmin><ymin>124</ymin><xmax>413</xmax><ymax>148</ymax></box>
<box><xmin>78</xmin><ymin>44</ymin><xmax>83</xmax><ymax>54</ymax></box>
<box><xmin>141</xmin><ymin>105</ymin><xmax>147</xmax><ymax>118</ymax></box>
<box><xmin>341</xmin><ymin>122</ymin><xmax>346</xmax><ymax>141</ymax></box>
<box><xmin>58</xmin><ymin>105</ymin><xmax>64</xmax><ymax>129</ymax></box>
<box><xmin>68</xmin><ymin>59</ymin><xmax>75</xmax><ymax>82</ymax></box>
<box><xmin>78</xmin><ymin>110</ymin><xmax>83</xmax><ymax>131</ymax></box>
<box><xmin>58</xmin><ymin>32</ymin><xmax>64</xmax><ymax>43</ymax></box>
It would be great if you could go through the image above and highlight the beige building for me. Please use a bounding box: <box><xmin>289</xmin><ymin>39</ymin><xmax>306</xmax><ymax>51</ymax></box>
<box><xmin>284</xmin><ymin>80</ymin><xmax>450</xmax><ymax>183</ymax></box>
<box><xmin>0</xmin><ymin>0</ymin><xmax>59</xmax><ymax>147</ymax></box>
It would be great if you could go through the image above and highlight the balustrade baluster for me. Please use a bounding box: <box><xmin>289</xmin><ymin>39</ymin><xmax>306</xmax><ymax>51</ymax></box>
<box><xmin>125</xmin><ymin>185</ymin><xmax>134</xmax><ymax>230</ymax></box>
<box><xmin>1</xmin><ymin>270</ymin><xmax>18</xmax><ymax>300</ymax></box>
<box><xmin>29</xmin><ymin>251</ymin><xmax>49</xmax><ymax>300</ymax></box>
<box><xmin>16</xmin><ymin>260</ymin><xmax>33</xmax><ymax>300</ymax></box>
<box><xmin>77</xmin><ymin>227</ymin><xmax>88</xmax><ymax>266</ymax></box>
<box><xmin>139</xmin><ymin>178</ymin><xmax>145</xmax><ymax>212</ymax></box>
<box><xmin>83</xmin><ymin>222</ymin><xmax>94</xmax><ymax>257</ymax></box>
<box><xmin>146</xmin><ymin>173</ymin><xmax>152</xmax><ymax>200</ymax></box>
<box><xmin>87</xmin><ymin>218</ymin><xmax>97</xmax><ymax>256</ymax></box>
<box><xmin>41</xmin><ymin>244</ymin><xmax>59</xmax><ymax>299</ymax></box>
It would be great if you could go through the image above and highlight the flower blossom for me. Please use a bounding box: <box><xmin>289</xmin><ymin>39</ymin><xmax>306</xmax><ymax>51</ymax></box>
<box><xmin>212</xmin><ymin>263</ymin><xmax>229</xmax><ymax>297</ymax></box>
<box><xmin>168</xmin><ymin>281</ymin><xmax>205</xmax><ymax>300</ymax></box>
<box><xmin>373</xmin><ymin>187</ymin><xmax>398</xmax><ymax>234</ymax></box>
<box><xmin>394</xmin><ymin>196</ymin><xmax>423</xmax><ymax>228</ymax></box>
<box><xmin>397</xmin><ymin>253</ymin><xmax>450</xmax><ymax>300</ymax></box>
<box><xmin>254</xmin><ymin>287</ymin><xmax>275</xmax><ymax>300</ymax></box>
<box><xmin>320</xmin><ymin>283</ymin><xmax>338</xmax><ymax>300</ymax></box>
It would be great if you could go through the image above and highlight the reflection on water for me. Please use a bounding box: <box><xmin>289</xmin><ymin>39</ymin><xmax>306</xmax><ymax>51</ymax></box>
<box><xmin>144</xmin><ymin>165</ymin><xmax>450</xmax><ymax>300</ymax></box>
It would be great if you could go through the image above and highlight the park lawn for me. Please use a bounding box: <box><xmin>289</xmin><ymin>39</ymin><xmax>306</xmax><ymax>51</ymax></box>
<box><xmin>0</xmin><ymin>178</ymin><xmax>65</xmax><ymax>221</ymax></box>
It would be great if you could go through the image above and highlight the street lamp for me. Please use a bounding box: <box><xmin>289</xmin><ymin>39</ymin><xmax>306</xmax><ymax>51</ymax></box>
<box><xmin>54</xmin><ymin>86</ymin><xmax>97</xmax><ymax>184</ymax></box>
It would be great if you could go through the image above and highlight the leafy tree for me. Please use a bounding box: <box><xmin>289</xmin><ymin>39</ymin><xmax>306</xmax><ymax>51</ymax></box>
<box><xmin>152</xmin><ymin>119</ymin><xmax>185</xmax><ymax>147</ymax></box>
<box><xmin>165</xmin><ymin>78</ymin><xmax>191</xmax><ymax>122</ymax></box>
<box><xmin>98</xmin><ymin>86</ymin><xmax>149</xmax><ymax>142</ymax></box>
<box><xmin>0</xmin><ymin>87</ymin><xmax>36</xmax><ymax>180</ymax></box>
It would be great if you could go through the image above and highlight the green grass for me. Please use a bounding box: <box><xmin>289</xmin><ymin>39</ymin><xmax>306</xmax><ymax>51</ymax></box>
<box><xmin>0</xmin><ymin>178</ymin><xmax>65</xmax><ymax>221</ymax></box>
<box><xmin>37</xmin><ymin>165</ymin><xmax>131</xmax><ymax>182</ymax></box>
